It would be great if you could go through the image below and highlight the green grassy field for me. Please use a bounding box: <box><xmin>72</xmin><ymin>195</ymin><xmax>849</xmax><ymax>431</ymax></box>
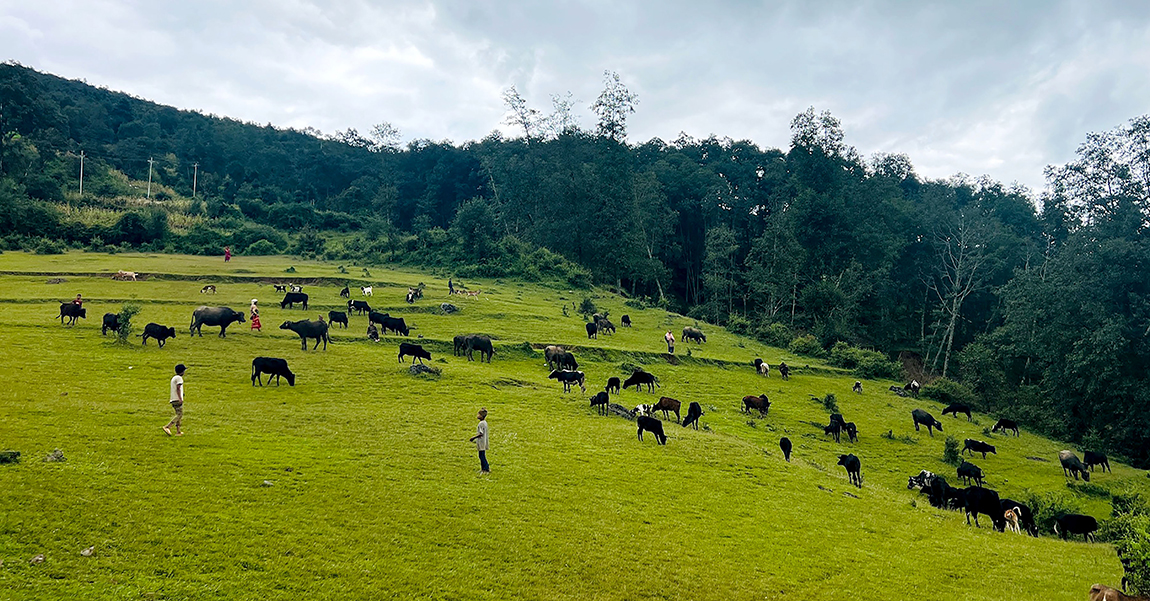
<box><xmin>0</xmin><ymin>252</ymin><xmax>1139</xmax><ymax>600</ymax></box>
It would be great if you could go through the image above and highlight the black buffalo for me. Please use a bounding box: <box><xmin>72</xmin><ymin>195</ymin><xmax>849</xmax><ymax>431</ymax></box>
<box><xmin>682</xmin><ymin>326</ymin><xmax>706</xmax><ymax>343</ymax></box>
<box><xmin>348</xmin><ymin>300</ymin><xmax>371</xmax><ymax>315</ymax></box>
<box><xmin>370</xmin><ymin>313</ymin><xmax>409</xmax><ymax>336</ymax></box>
<box><xmin>838</xmin><ymin>454</ymin><xmax>862</xmax><ymax>488</ymax></box>
<box><xmin>328</xmin><ymin>311</ymin><xmax>349</xmax><ymax>329</ymax></box>
<box><xmin>548</xmin><ymin>370</ymin><xmax>586</xmax><ymax>393</ymax></box>
<box><xmin>280</xmin><ymin>292</ymin><xmax>309</xmax><ymax>310</ymax></box>
<box><xmin>101</xmin><ymin>313</ymin><xmax>120</xmax><ymax>335</ymax></box>
<box><xmin>1055</xmin><ymin>514</ymin><xmax>1098</xmax><ymax>542</ymax></box>
<box><xmin>957</xmin><ymin>461</ymin><xmax>984</xmax><ymax>486</ymax></box>
<box><xmin>1083</xmin><ymin>451</ymin><xmax>1111</xmax><ymax>473</ymax></box>
<box><xmin>585</xmin><ymin>322</ymin><xmax>598</xmax><ymax>339</ymax></box>
<box><xmin>621</xmin><ymin>315</ymin><xmax>631</xmax><ymax>327</ymax></box>
<box><xmin>911</xmin><ymin>409</ymin><xmax>943</xmax><ymax>436</ymax></box>
<box><xmin>190</xmin><ymin>306</ymin><xmax>245</xmax><ymax>337</ymax></box>
<box><xmin>465</xmin><ymin>336</ymin><xmax>495</xmax><ymax>363</ymax></box>
<box><xmin>623</xmin><ymin>370</ymin><xmax>659</xmax><ymax>392</ymax></box>
<box><xmin>279</xmin><ymin>319</ymin><xmax>329</xmax><ymax>350</ymax></box>
<box><xmin>637</xmin><ymin>416</ymin><xmax>667</xmax><ymax>445</ymax></box>
<box><xmin>963</xmin><ymin>486</ymin><xmax>1005</xmax><ymax>531</ymax></box>
<box><xmin>251</xmin><ymin>357</ymin><xmax>295</xmax><ymax>386</ymax></box>
<box><xmin>962</xmin><ymin>439</ymin><xmax>997</xmax><ymax>459</ymax></box>
<box><xmin>140</xmin><ymin>323</ymin><xmax>177</xmax><ymax>347</ymax></box>
<box><xmin>590</xmin><ymin>391</ymin><xmax>610</xmax><ymax>415</ymax></box>
<box><xmin>58</xmin><ymin>303</ymin><xmax>86</xmax><ymax>326</ymax></box>
<box><xmin>683</xmin><ymin>402</ymin><xmax>703</xmax><ymax>430</ymax></box>
<box><xmin>991</xmin><ymin>419</ymin><xmax>1020</xmax><ymax>436</ymax></box>
<box><xmin>339</xmin><ymin>285</ymin><xmax>350</xmax><ymax>298</ymax></box>
<box><xmin>942</xmin><ymin>403</ymin><xmax>973</xmax><ymax>421</ymax></box>
<box><xmin>606</xmin><ymin>377</ymin><xmax>621</xmax><ymax>394</ymax></box>
<box><xmin>780</xmin><ymin>437</ymin><xmax>792</xmax><ymax>462</ymax></box>
<box><xmin>398</xmin><ymin>342</ymin><xmax>431</xmax><ymax>364</ymax></box>
<box><xmin>1000</xmin><ymin>498</ymin><xmax>1039</xmax><ymax>536</ymax></box>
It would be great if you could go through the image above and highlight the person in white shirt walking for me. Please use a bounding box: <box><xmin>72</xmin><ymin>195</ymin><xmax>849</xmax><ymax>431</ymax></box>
<box><xmin>468</xmin><ymin>408</ymin><xmax>490</xmax><ymax>474</ymax></box>
<box><xmin>164</xmin><ymin>364</ymin><xmax>187</xmax><ymax>436</ymax></box>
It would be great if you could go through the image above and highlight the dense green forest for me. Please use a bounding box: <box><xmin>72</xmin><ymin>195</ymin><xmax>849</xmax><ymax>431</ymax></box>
<box><xmin>1</xmin><ymin>62</ymin><xmax>1147</xmax><ymax>465</ymax></box>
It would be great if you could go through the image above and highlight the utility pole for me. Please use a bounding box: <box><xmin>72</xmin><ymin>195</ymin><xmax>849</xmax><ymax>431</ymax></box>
<box><xmin>78</xmin><ymin>151</ymin><xmax>85</xmax><ymax>196</ymax></box>
<box><xmin>147</xmin><ymin>157</ymin><xmax>154</xmax><ymax>199</ymax></box>
<box><xmin>192</xmin><ymin>162</ymin><xmax>198</xmax><ymax>198</ymax></box>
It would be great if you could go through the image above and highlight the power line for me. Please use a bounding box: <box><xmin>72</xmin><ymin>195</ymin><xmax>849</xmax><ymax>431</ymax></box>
<box><xmin>146</xmin><ymin>157</ymin><xmax>153</xmax><ymax>199</ymax></box>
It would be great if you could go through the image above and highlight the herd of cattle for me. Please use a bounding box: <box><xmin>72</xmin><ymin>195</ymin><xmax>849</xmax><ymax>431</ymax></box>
<box><xmin>56</xmin><ymin>279</ymin><xmax>1115</xmax><ymax>545</ymax></box>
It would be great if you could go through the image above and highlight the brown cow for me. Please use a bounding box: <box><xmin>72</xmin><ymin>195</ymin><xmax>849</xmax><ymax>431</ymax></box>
<box><xmin>652</xmin><ymin>396</ymin><xmax>681</xmax><ymax>423</ymax></box>
<box><xmin>742</xmin><ymin>394</ymin><xmax>770</xmax><ymax>417</ymax></box>
<box><xmin>1090</xmin><ymin>584</ymin><xmax>1150</xmax><ymax>601</ymax></box>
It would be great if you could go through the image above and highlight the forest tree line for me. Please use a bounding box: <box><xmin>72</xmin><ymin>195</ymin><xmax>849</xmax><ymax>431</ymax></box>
<box><xmin>1</xmin><ymin>63</ymin><xmax>1148</xmax><ymax>464</ymax></box>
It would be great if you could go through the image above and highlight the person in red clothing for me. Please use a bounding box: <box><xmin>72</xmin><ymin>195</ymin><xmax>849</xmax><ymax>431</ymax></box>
<box><xmin>224</xmin><ymin>246</ymin><xmax>232</xmax><ymax>262</ymax></box>
<box><xmin>73</xmin><ymin>294</ymin><xmax>83</xmax><ymax>306</ymax></box>
<box><xmin>249</xmin><ymin>299</ymin><xmax>261</xmax><ymax>331</ymax></box>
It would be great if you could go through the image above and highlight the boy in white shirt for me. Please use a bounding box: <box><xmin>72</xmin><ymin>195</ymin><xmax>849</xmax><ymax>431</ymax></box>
<box><xmin>468</xmin><ymin>408</ymin><xmax>489</xmax><ymax>474</ymax></box>
<box><xmin>164</xmin><ymin>364</ymin><xmax>186</xmax><ymax>436</ymax></box>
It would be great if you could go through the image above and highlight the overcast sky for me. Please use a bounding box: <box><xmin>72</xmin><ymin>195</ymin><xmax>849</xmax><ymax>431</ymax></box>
<box><xmin>3</xmin><ymin>1</ymin><xmax>1150</xmax><ymax>191</ymax></box>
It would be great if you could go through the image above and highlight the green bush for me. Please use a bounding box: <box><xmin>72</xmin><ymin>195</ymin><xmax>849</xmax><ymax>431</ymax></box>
<box><xmin>1020</xmin><ymin>490</ymin><xmax>1085</xmax><ymax>535</ymax></box>
<box><xmin>579</xmin><ymin>297</ymin><xmax>597</xmax><ymax>320</ymax></box>
<box><xmin>921</xmin><ymin>377</ymin><xmax>978</xmax><ymax>409</ymax></box>
<box><xmin>33</xmin><ymin>237</ymin><xmax>65</xmax><ymax>255</ymax></box>
<box><xmin>756</xmin><ymin>322</ymin><xmax>792</xmax><ymax>348</ymax></box>
<box><xmin>821</xmin><ymin>393</ymin><xmax>839</xmax><ymax>414</ymax></box>
<box><xmin>245</xmin><ymin>239</ymin><xmax>279</xmax><ymax>256</ymax></box>
<box><xmin>726</xmin><ymin>314</ymin><xmax>752</xmax><ymax>336</ymax></box>
<box><xmin>856</xmin><ymin>354</ymin><xmax>901</xmax><ymax>379</ymax></box>
<box><xmin>943</xmin><ymin>436</ymin><xmax>961</xmax><ymax>466</ymax></box>
<box><xmin>115</xmin><ymin>304</ymin><xmax>142</xmax><ymax>344</ymax></box>
<box><xmin>788</xmin><ymin>334</ymin><xmax>825</xmax><ymax>358</ymax></box>
<box><xmin>1105</xmin><ymin>496</ymin><xmax>1150</xmax><ymax>593</ymax></box>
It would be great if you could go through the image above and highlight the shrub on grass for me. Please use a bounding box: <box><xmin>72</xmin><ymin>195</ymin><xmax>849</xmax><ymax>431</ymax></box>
<box><xmin>921</xmin><ymin>377</ymin><xmax>978</xmax><ymax>409</ymax></box>
<box><xmin>33</xmin><ymin>238</ymin><xmax>65</xmax><ymax>255</ymax></box>
<box><xmin>788</xmin><ymin>334</ymin><xmax>824</xmax><ymax>358</ymax></box>
<box><xmin>245</xmin><ymin>239</ymin><xmax>279</xmax><ymax>256</ymax></box>
<box><xmin>756</xmin><ymin>322</ymin><xmax>792</xmax><ymax>348</ymax></box>
<box><xmin>821</xmin><ymin>393</ymin><xmax>839</xmax><ymax>414</ymax></box>
<box><xmin>1020</xmin><ymin>490</ymin><xmax>1085</xmax><ymax>535</ymax></box>
<box><xmin>942</xmin><ymin>436</ymin><xmax>961</xmax><ymax>465</ymax></box>
<box><xmin>115</xmin><ymin>304</ymin><xmax>142</xmax><ymax>344</ymax></box>
<box><xmin>578</xmin><ymin>297</ymin><xmax>597</xmax><ymax>320</ymax></box>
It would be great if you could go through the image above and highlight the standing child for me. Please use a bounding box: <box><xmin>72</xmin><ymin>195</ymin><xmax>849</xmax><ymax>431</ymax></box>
<box><xmin>224</xmin><ymin>246</ymin><xmax>232</xmax><ymax>262</ymax></box>
<box><xmin>249</xmin><ymin>299</ymin><xmax>261</xmax><ymax>331</ymax></box>
<box><xmin>664</xmin><ymin>330</ymin><xmax>675</xmax><ymax>354</ymax></box>
<box><xmin>468</xmin><ymin>408</ymin><xmax>490</xmax><ymax>474</ymax></box>
<box><xmin>164</xmin><ymin>364</ymin><xmax>187</xmax><ymax>436</ymax></box>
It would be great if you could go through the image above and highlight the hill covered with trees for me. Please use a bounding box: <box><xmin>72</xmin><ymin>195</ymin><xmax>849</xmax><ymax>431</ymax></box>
<box><xmin>1</xmin><ymin>62</ymin><xmax>1147</xmax><ymax>464</ymax></box>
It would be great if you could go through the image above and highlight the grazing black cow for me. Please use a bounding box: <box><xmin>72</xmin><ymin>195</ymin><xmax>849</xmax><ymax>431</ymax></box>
<box><xmin>190</xmin><ymin>306</ymin><xmax>245</xmax><ymax>337</ymax></box>
<box><xmin>398</xmin><ymin>342</ymin><xmax>431</xmax><ymax>364</ymax></box>
<box><xmin>379</xmin><ymin>315</ymin><xmax>410</xmax><ymax>336</ymax></box>
<box><xmin>942</xmin><ymin>403</ymin><xmax>973</xmax><ymax>421</ymax></box>
<box><xmin>992</xmin><ymin>419</ymin><xmax>1020</xmax><ymax>436</ymax></box>
<box><xmin>456</xmin><ymin>335</ymin><xmax>471</xmax><ymax>356</ymax></box>
<box><xmin>595</xmin><ymin>318</ymin><xmax>615</xmax><ymax>335</ymax></box>
<box><xmin>251</xmin><ymin>357</ymin><xmax>295</xmax><ymax>386</ymax></box>
<box><xmin>908</xmin><ymin>472</ymin><xmax>964</xmax><ymax>510</ymax></box>
<box><xmin>829</xmin><ymin>413</ymin><xmax>848</xmax><ymax>430</ymax></box>
<box><xmin>838</xmin><ymin>454</ymin><xmax>862</xmax><ymax>488</ymax></box>
<box><xmin>682</xmin><ymin>326</ymin><xmax>706</xmax><ymax>343</ymax></box>
<box><xmin>58</xmin><ymin>303</ymin><xmax>86</xmax><ymax>326</ymax></box>
<box><xmin>369</xmin><ymin>311</ymin><xmax>390</xmax><ymax>327</ymax></box>
<box><xmin>548</xmin><ymin>370</ymin><xmax>586</xmax><ymax>393</ymax></box>
<box><xmin>963</xmin><ymin>486</ymin><xmax>1005</xmax><ymax>531</ymax></box>
<box><xmin>140</xmin><ymin>323</ymin><xmax>177</xmax><ymax>347</ymax></box>
<box><xmin>586</xmin><ymin>322</ymin><xmax>598</xmax><ymax>339</ymax></box>
<box><xmin>328</xmin><ymin>311</ymin><xmax>349</xmax><ymax>329</ymax></box>
<box><xmin>339</xmin><ymin>285</ymin><xmax>350</xmax><ymax>298</ymax></box>
<box><xmin>623</xmin><ymin>371</ymin><xmax>659</xmax><ymax>392</ymax></box>
<box><xmin>101</xmin><ymin>313</ymin><xmax>120</xmax><ymax>335</ymax></box>
<box><xmin>348</xmin><ymin>300</ymin><xmax>371</xmax><ymax>315</ymax></box>
<box><xmin>963</xmin><ymin>439</ymin><xmax>997</xmax><ymax>459</ymax></box>
<box><xmin>957</xmin><ymin>461</ymin><xmax>984</xmax><ymax>486</ymax></box>
<box><xmin>637</xmin><ymin>416</ymin><xmax>667</xmax><ymax>445</ymax></box>
<box><xmin>273</xmin><ymin>285</ymin><xmax>287</xmax><ymax>293</ymax></box>
<box><xmin>1000</xmin><ymin>498</ymin><xmax>1039</xmax><ymax>537</ymax></box>
<box><xmin>651</xmin><ymin>397</ymin><xmax>681</xmax><ymax>423</ymax></box>
<box><xmin>557</xmin><ymin>351</ymin><xmax>578</xmax><ymax>371</ymax></box>
<box><xmin>743</xmin><ymin>394</ymin><xmax>770</xmax><ymax>417</ymax></box>
<box><xmin>1060</xmin><ymin>450</ymin><xmax>1091</xmax><ymax>481</ymax></box>
<box><xmin>606</xmin><ymin>377</ymin><xmax>621</xmax><ymax>394</ymax></box>
<box><xmin>911</xmin><ymin>409</ymin><xmax>943</xmax><ymax>436</ymax></box>
<box><xmin>590</xmin><ymin>391</ymin><xmax>610</xmax><ymax>415</ymax></box>
<box><xmin>621</xmin><ymin>315</ymin><xmax>631</xmax><ymax>327</ymax></box>
<box><xmin>778</xmin><ymin>362</ymin><xmax>790</xmax><ymax>380</ymax></box>
<box><xmin>780</xmin><ymin>437</ymin><xmax>792</xmax><ymax>462</ymax></box>
<box><xmin>1084</xmin><ymin>451</ymin><xmax>1111</xmax><ymax>473</ymax></box>
<box><xmin>465</xmin><ymin>336</ymin><xmax>495</xmax><ymax>363</ymax></box>
<box><xmin>280</xmin><ymin>292</ymin><xmax>309</xmax><ymax>310</ymax></box>
<box><xmin>279</xmin><ymin>319</ymin><xmax>329</xmax><ymax>350</ymax></box>
<box><xmin>823</xmin><ymin>422</ymin><xmax>841</xmax><ymax>443</ymax></box>
<box><xmin>683</xmin><ymin>402</ymin><xmax>703</xmax><ymax>430</ymax></box>
<box><xmin>852</xmin><ymin>381</ymin><xmax>862</xmax><ymax>393</ymax></box>
<box><xmin>1055</xmin><ymin>514</ymin><xmax>1099</xmax><ymax>542</ymax></box>
<box><xmin>843</xmin><ymin>422</ymin><xmax>858</xmax><ymax>443</ymax></box>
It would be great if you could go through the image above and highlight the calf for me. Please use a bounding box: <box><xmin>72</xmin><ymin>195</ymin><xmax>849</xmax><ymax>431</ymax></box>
<box><xmin>633</xmin><ymin>404</ymin><xmax>651</xmax><ymax>418</ymax></box>
<box><xmin>328</xmin><ymin>311</ymin><xmax>349</xmax><ymax>329</ymax></box>
<box><xmin>140</xmin><ymin>323</ymin><xmax>177</xmax><ymax>348</ymax></box>
<box><xmin>637</xmin><ymin>416</ymin><xmax>667</xmax><ymax>445</ymax></box>
<box><xmin>589</xmin><ymin>391</ymin><xmax>610</xmax><ymax>415</ymax></box>
<box><xmin>907</xmin><ymin>470</ymin><xmax>936</xmax><ymax>492</ymax></box>
<box><xmin>838</xmin><ymin>454</ymin><xmax>862</xmax><ymax>488</ymax></box>
<box><xmin>623</xmin><ymin>371</ymin><xmax>659</xmax><ymax>392</ymax></box>
<box><xmin>361</xmin><ymin>286</ymin><xmax>373</xmax><ymax>296</ymax></box>
<box><xmin>348</xmin><ymin>300</ymin><xmax>371</xmax><ymax>315</ymax></box>
<box><xmin>843</xmin><ymin>422</ymin><xmax>858</xmax><ymax>443</ymax></box>
<box><xmin>942</xmin><ymin>403</ymin><xmax>973</xmax><ymax>421</ymax></box>
<box><xmin>852</xmin><ymin>381</ymin><xmax>862</xmax><ymax>394</ymax></box>
<box><xmin>1084</xmin><ymin>451</ymin><xmax>1111</xmax><ymax>473</ymax></box>
<box><xmin>963</xmin><ymin>439</ymin><xmax>997</xmax><ymax>459</ymax></box>
<box><xmin>339</xmin><ymin>285</ymin><xmax>350</xmax><ymax>298</ymax></box>
<box><xmin>651</xmin><ymin>396</ymin><xmax>681</xmax><ymax>423</ymax></box>
<box><xmin>742</xmin><ymin>394</ymin><xmax>770</xmax><ymax>417</ymax></box>
<box><xmin>273</xmin><ymin>285</ymin><xmax>287</xmax><ymax>293</ymax></box>
<box><xmin>957</xmin><ymin>461</ymin><xmax>984</xmax><ymax>486</ymax></box>
<box><xmin>1003</xmin><ymin>507</ymin><xmax>1022</xmax><ymax>533</ymax></box>
<box><xmin>991</xmin><ymin>418</ymin><xmax>1020</xmax><ymax>436</ymax></box>
<box><xmin>1060</xmin><ymin>450</ymin><xmax>1091</xmax><ymax>481</ymax></box>
<box><xmin>906</xmin><ymin>380</ymin><xmax>921</xmax><ymax>397</ymax></box>
<box><xmin>1055</xmin><ymin>514</ymin><xmax>1099</xmax><ymax>542</ymax></box>
<box><xmin>963</xmin><ymin>486</ymin><xmax>1005</xmax><ymax>531</ymax></box>
<box><xmin>200</xmin><ymin>285</ymin><xmax>216</xmax><ymax>294</ymax></box>
<box><xmin>1000</xmin><ymin>499</ymin><xmax>1039</xmax><ymax>537</ymax></box>
<box><xmin>58</xmin><ymin>303</ymin><xmax>86</xmax><ymax>326</ymax></box>
<box><xmin>288</xmin><ymin>284</ymin><xmax>302</xmax><ymax>293</ymax></box>
<box><xmin>251</xmin><ymin>357</ymin><xmax>295</xmax><ymax>386</ymax></box>
<box><xmin>753</xmin><ymin>358</ymin><xmax>769</xmax><ymax>376</ymax></box>
<box><xmin>911</xmin><ymin>409</ymin><xmax>943</xmax><ymax>436</ymax></box>
<box><xmin>585</xmin><ymin>322</ymin><xmax>598</xmax><ymax>339</ymax></box>
<box><xmin>606</xmin><ymin>377</ymin><xmax>621</xmax><ymax>394</ymax></box>
<box><xmin>621</xmin><ymin>315</ymin><xmax>631</xmax><ymax>327</ymax></box>
<box><xmin>280</xmin><ymin>292</ymin><xmax>309</xmax><ymax>310</ymax></box>
<box><xmin>548</xmin><ymin>370</ymin><xmax>586</xmax><ymax>393</ymax></box>
<box><xmin>398</xmin><ymin>342</ymin><xmax>431</xmax><ymax>364</ymax></box>
<box><xmin>779</xmin><ymin>437</ymin><xmax>792</xmax><ymax>462</ymax></box>
<box><xmin>683</xmin><ymin>402</ymin><xmax>703</xmax><ymax>430</ymax></box>
<box><xmin>777</xmin><ymin>363</ymin><xmax>790</xmax><ymax>380</ymax></box>
<box><xmin>101</xmin><ymin>312</ymin><xmax>120</xmax><ymax>336</ymax></box>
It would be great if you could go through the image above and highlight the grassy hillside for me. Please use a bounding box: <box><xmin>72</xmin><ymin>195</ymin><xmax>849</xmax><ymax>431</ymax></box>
<box><xmin>0</xmin><ymin>252</ymin><xmax>1139</xmax><ymax>600</ymax></box>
